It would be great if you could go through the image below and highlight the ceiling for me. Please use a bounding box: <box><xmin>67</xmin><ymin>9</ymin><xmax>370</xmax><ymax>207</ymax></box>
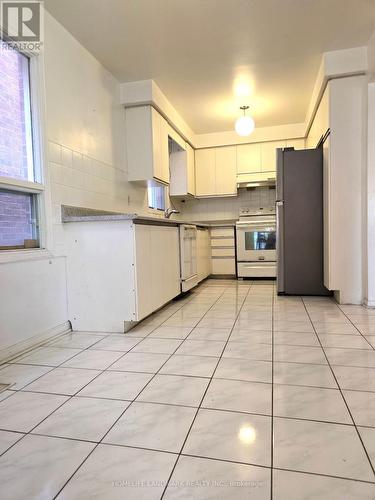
<box><xmin>44</xmin><ymin>0</ymin><xmax>375</xmax><ymax>134</ymax></box>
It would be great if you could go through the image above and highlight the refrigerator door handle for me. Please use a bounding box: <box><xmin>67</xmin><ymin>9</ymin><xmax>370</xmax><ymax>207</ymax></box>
<box><xmin>276</xmin><ymin>201</ymin><xmax>285</xmax><ymax>294</ymax></box>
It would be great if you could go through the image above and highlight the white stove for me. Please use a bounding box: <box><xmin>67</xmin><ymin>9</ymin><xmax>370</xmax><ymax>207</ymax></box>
<box><xmin>236</xmin><ymin>206</ymin><xmax>277</xmax><ymax>278</ymax></box>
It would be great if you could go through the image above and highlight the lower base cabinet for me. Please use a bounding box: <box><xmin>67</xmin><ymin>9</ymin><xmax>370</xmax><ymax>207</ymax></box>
<box><xmin>134</xmin><ymin>224</ymin><xmax>180</xmax><ymax>319</ymax></box>
<box><xmin>197</xmin><ymin>227</ymin><xmax>211</xmax><ymax>282</ymax></box>
<box><xmin>64</xmin><ymin>220</ymin><xmax>180</xmax><ymax>332</ymax></box>
<box><xmin>210</xmin><ymin>226</ymin><xmax>236</xmax><ymax>277</ymax></box>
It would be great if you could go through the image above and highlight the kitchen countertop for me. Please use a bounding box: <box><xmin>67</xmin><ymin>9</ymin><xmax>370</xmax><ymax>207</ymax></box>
<box><xmin>61</xmin><ymin>205</ymin><xmax>236</xmax><ymax>227</ymax></box>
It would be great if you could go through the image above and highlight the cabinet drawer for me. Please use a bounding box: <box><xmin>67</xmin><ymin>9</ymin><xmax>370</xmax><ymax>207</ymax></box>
<box><xmin>211</xmin><ymin>258</ymin><xmax>236</xmax><ymax>275</ymax></box>
<box><xmin>210</xmin><ymin>227</ymin><xmax>234</xmax><ymax>238</ymax></box>
<box><xmin>211</xmin><ymin>238</ymin><xmax>234</xmax><ymax>247</ymax></box>
<box><xmin>212</xmin><ymin>247</ymin><xmax>235</xmax><ymax>257</ymax></box>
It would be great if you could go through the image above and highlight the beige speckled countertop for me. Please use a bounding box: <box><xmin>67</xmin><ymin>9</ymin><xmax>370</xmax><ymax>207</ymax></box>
<box><xmin>61</xmin><ymin>205</ymin><xmax>236</xmax><ymax>227</ymax></box>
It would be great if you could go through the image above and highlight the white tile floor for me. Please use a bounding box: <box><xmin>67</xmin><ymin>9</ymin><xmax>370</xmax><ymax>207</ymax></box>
<box><xmin>0</xmin><ymin>279</ymin><xmax>375</xmax><ymax>499</ymax></box>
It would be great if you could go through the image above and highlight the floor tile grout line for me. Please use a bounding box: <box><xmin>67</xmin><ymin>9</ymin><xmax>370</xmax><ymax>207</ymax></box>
<box><xmin>15</xmin><ymin>354</ymin><xmax>375</xmax><ymax>369</ymax></box>
<box><xmin>270</xmin><ymin>281</ymin><xmax>275</xmax><ymax>500</ymax></box>
<box><xmin>335</xmin><ymin>304</ymin><xmax>375</xmax><ymax>350</ymax></box>
<box><xmin>17</xmin><ymin>376</ymin><xmax>375</xmax><ymax>396</ymax></box>
<box><xmin>179</xmin><ymin>453</ymin><xmax>375</xmax><ymax>485</ymax></box>
<box><xmin>4</xmin><ymin>282</ymin><xmax>373</xmax><ymax>495</ymax></box>
<box><xmin>3</xmin><ymin>429</ymin><xmax>375</xmax><ymax>487</ymax></box>
<box><xmin>159</xmin><ymin>282</ymin><xmax>254</xmax><ymax>499</ymax></box>
<box><xmin>5</xmin><ymin>389</ymin><xmax>372</xmax><ymax>427</ymax></box>
<box><xmin>0</xmin><ymin>333</ymin><xmax>153</xmax><ymax>458</ymax></box>
<box><xmin>52</xmin><ymin>283</ymin><xmax>233</xmax><ymax>500</ymax></box>
<box><xmin>301</xmin><ymin>296</ymin><xmax>375</xmax><ymax>478</ymax></box>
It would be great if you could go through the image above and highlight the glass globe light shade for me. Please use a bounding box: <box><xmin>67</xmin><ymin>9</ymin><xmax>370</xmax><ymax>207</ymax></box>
<box><xmin>235</xmin><ymin>115</ymin><xmax>255</xmax><ymax>136</ymax></box>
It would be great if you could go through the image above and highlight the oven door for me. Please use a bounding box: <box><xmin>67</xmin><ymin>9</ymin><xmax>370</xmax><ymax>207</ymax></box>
<box><xmin>236</xmin><ymin>219</ymin><xmax>276</xmax><ymax>262</ymax></box>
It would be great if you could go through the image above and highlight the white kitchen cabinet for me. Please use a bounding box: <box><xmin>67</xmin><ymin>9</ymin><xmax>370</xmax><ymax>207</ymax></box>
<box><xmin>286</xmin><ymin>138</ymin><xmax>305</xmax><ymax>150</ymax></box>
<box><xmin>135</xmin><ymin>224</ymin><xmax>181</xmax><ymax>317</ymax></box>
<box><xmin>236</xmin><ymin>143</ymin><xmax>261</xmax><ymax>174</ymax></box>
<box><xmin>125</xmin><ymin>106</ymin><xmax>169</xmax><ymax>184</ymax></box>
<box><xmin>186</xmin><ymin>143</ymin><xmax>196</xmax><ymax>196</ymax></box>
<box><xmin>261</xmin><ymin>141</ymin><xmax>286</xmax><ymax>172</ymax></box>
<box><xmin>169</xmin><ymin>141</ymin><xmax>195</xmax><ymax>197</ymax></box>
<box><xmin>195</xmin><ymin>149</ymin><xmax>216</xmax><ymax>196</ymax></box>
<box><xmin>215</xmin><ymin>146</ymin><xmax>237</xmax><ymax>196</ymax></box>
<box><xmin>64</xmin><ymin>219</ymin><xmax>181</xmax><ymax>332</ymax></box>
<box><xmin>210</xmin><ymin>226</ymin><xmax>236</xmax><ymax>277</ymax></box>
<box><xmin>195</xmin><ymin>146</ymin><xmax>236</xmax><ymax>197</ymax></box>
<box><xmin>196</xmin><ymin>227</ymin><xmax>211</xmax><ymax>282</ymax></box>
<box><xmin>167</xmin><ymin>124</ymin><xmax>186</xmax><ymax>149</ymax></box>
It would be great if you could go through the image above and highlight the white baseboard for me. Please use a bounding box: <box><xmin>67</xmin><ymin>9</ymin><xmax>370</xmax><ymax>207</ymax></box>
<box><xmin>0</xmin><ymin>321</ymin><xmax>71</xmax><ymax>364</ymax></box>
<box><xmin>364</xmin><ymin>299</ymin><xmax>375</xmax><ymax>308</ymax></box>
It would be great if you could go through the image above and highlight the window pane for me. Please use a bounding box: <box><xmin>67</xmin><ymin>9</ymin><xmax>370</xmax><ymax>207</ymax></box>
<box><xmin>147</xmin><ymin>180</ymin><xmax>166</xmax><ymax>211</ymax></box>
<box><xmin>0</xmin><ymin>189</ymin><xmax>39</xmax><ymax>248</ymax></box>
<box><xmin>0</xmin><ymin>46</ymin><xmax>34</xmax><ymax>181</ymax></box>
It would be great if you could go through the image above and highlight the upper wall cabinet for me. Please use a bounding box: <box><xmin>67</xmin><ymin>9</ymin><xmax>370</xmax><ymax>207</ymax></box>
<box><xmin>215</xmin><ymin>146</ymin><xmax>237</xmax><ymax>196</ymax></box>
<box><xmin>125</xmin><ymin>106</ymin><xmax>169</xmax><ymax>184</ymax></box>
<box><xmin>169</xmin><ymin>140</ymin><xmax>196</xmax><ymax>197</ymax></box>
<box><xmin>286</xmin><ymin>138</ymin><xmax>305</xmax><ymax>150</ymax></box>
<box><xmin>260</xmin><ymin>141</ymin><xmax>286</xmax><ymax>172</ymax></box>
<box><xmin>195</xmin><ymin>146</ymin><xmax>237</xmax><ymax>198</ymax></box>
<box><xmin>186</xmin><ymin>143</ymin><xmax>196</xmax><ymax>196</ymax></box>
<box><xmin>237</xmin><ymin>143</ymin><xmax>261</xmax><ymax>174</ymax></box>
<box><xmin>237</xmin><ymin>141</ymin><xmax>286</xmax><ymax>178</ymax></box>
<box><xmin>195</xmin><ymin>149</ymin><xmax>215</xmax><ymax>196</ymax></box>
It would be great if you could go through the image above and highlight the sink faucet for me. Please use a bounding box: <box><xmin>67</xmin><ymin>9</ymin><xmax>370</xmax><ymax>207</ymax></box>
<box><xmin>164</xmin><ymin>208</ymin><xmax>180</xmax><ymax>219</ymax></box>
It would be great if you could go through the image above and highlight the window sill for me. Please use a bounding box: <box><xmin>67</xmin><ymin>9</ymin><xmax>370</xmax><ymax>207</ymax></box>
<box><xmin>0</xmin><ymin>248</ymin><xmax>54</xmax><ymax>264</ymax></box>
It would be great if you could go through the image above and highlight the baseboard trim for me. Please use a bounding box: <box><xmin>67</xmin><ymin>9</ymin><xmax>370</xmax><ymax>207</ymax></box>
<box><xmin>209</xmin><ymin>274</ymin><xmax>236</xmax><ymax>279</ymax></box>
<box><xmin>364</xmin><ymin>299</ymin><xmax>375</xmax><ymax>308</ymax></box>
<box><xmin>0</xmin><ymin>321</ymin><xmax>72</xmax><ymax>364</ymax></box>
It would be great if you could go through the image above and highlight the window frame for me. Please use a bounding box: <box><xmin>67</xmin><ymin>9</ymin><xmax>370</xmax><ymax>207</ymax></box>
<box><xmin>147</xmin><ymin>179</ymin><xmax>167</xmax><ymax>213</ymax></box>
<box><xmin>0</xmin><ymin>40</ymin><xmax>50</xmax><ymax>260</ymax></box>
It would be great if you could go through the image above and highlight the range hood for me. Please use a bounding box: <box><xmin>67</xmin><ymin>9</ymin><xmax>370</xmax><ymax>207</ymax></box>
<box><xmin>237</xmin><ymin>178</ymin><xmax>276</xmax><ymax>189</ymax></box>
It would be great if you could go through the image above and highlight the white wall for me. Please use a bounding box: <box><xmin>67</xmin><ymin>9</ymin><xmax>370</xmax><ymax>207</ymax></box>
<box><xmin>43</xmin><ymin>13</ymin><xmax>155</xmax><ymax>255</ymax></box>
<box><xmin>0</xmin><ymin>12</ymin><xmax>151</xmax><ymax>357</ymax></box>
<box><xmin>0</xmin><ymin>257</ymin><xmax>69</xmax><ymax>357</ymax></box>
<box><xmin>365</xmin><ymin>83</ymin><xmax>375</xmax><ymax>306</ymax></box>
<box><xmin>307</xmin><ymin>76</ymin><xmax>366</xmax><ymax>304</ymax></box>
<box><xmin>365</xmin><ymin>31</ymin><xmax>375</xmax><ymax>306</ymax></box>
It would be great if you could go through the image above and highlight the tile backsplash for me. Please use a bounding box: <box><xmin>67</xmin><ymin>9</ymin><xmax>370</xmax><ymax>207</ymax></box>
<box><xmin>177</xmin><ymin>186</ymin><xmax>276</xmax><ymax>222</ymax></box>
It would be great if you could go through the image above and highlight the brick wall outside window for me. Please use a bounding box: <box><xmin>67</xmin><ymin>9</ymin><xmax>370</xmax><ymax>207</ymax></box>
<box><xmin>0</xmin><ymin>48</ymin><xmax>30</xmax><ymax>180</ymax></box>
<box><xmin>0</xmin><ymin>48</ymin><xmax>35</xmax><ymax>247</ymax></box>
<box><xmin>0</xmin><ymin>190</ymin><xmax>34</xmax><ymax>246</ymax></box>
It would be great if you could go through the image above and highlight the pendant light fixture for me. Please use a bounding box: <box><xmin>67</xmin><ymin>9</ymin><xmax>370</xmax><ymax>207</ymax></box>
<box><xmin>235</xmin><ymin>105</ymin><xmax>255</xmax><ymax>137</ymax></box>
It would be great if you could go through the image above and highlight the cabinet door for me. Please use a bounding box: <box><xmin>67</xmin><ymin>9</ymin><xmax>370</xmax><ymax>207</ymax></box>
<box><xmin>186</xmin><ymin>143</ymin><xmax>195</xmax><ymax>196</ymax></box>
<box><xmin>195</xmin><ymin>149</ymin><xmax>216</xmax><ymax>196</ymax></box>
<box><xmin>160</xmin><ymin>117</ymin><xmax>170</xmax><ymax>183</ymax></box>
<box><xmin>151</xmin><ymin>109</ymin><xmax>169</xmax><ymax>184</ymax></box>
<box><xmin>215</xmin><ymin>146</ymin><xmax>237</xmax><ymax>195</ymax></box>
<box><xmin>151</xmin><ymin>108</ymin><xmax>163</xmax><ymax>182</ymax></box>
<box><xmin>236</xmin><ymin>143</ymin><xmax>261</xmax><ymax>174</ymax></box>
<box><xmin>286</xmin><ymin>138</ymin><xmax>305</xmax><ymax>150</ymax></box>
<box><xmin>261</xmin><ymin>141</ymin><xmax>286</xmax><ymax>173</ymax></box>
<box><xmin>151</xmin><ymin>226</ymin><xmax>180</xmax><ymax>307</ymax></box>
<box><xmin>134</xmin><ymin>225</ymin><xmax>154</xmax><ymax>319</ymax></box>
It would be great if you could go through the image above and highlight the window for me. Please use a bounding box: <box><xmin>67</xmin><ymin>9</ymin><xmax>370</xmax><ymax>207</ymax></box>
<box><xmin>0</xmin><ymin>189</ymin><xmax>39</xmax><ymax>248</ymax></box>
<box><xmin>147</xmin><ymin>180</ymin><xmax>166</xmax><ymax>211</ymax></box>
<box><xmin>0</xmin><ymin>43</ymin><xmax>42</xmax><ymax>250</ymax></box>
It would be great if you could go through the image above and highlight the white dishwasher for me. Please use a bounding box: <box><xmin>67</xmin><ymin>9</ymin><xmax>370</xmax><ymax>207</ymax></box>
<box><xmin>179</xmin><ymin>224</ymin><xmax>198</xmax><ymax>292</ymax></box>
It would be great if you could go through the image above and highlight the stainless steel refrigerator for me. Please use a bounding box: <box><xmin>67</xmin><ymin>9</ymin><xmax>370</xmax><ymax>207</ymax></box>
<box><xmin>276</xmin><ymin>147</ymin><xmax>329</xmax><ymax>295</ymax></box>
